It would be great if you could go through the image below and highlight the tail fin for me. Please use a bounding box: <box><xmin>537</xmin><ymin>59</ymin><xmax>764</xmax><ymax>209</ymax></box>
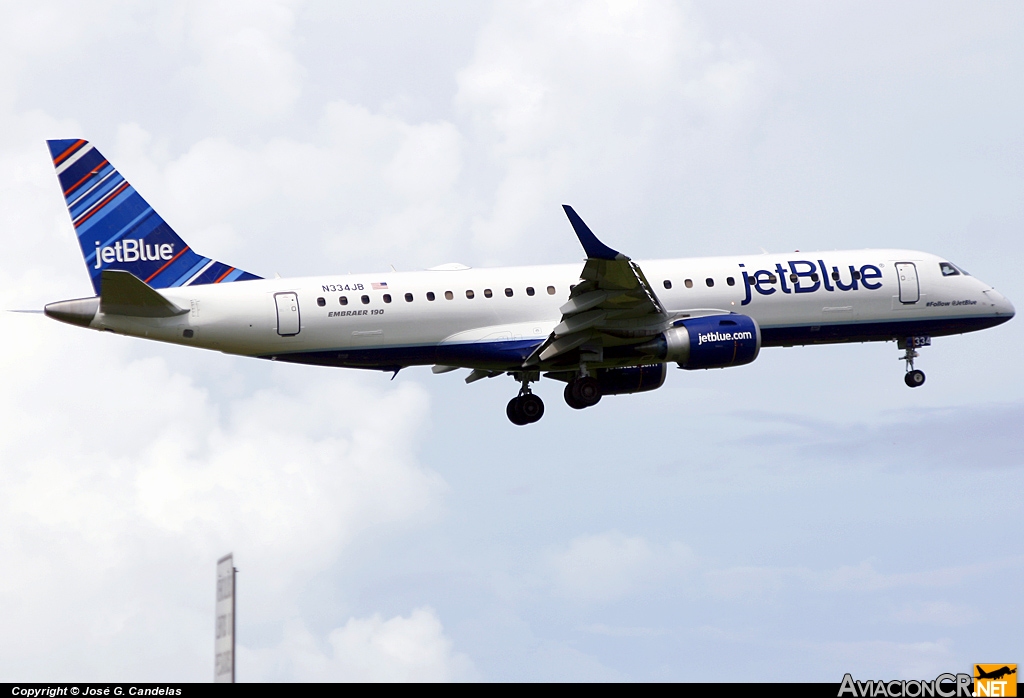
<box><xmin>46</xmin><ymin>139</ymin><xmax>261</xmax><ymax>294</ymax></box>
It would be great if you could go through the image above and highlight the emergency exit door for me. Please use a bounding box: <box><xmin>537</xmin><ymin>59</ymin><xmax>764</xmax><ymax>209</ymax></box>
<box><xmin>895</xmin><ymin>263</ymin><xmax>920</xmax><ymax>304</ymax></box>
<box><xmin>275</xmin><ymin>292</ymin><xmax>300</xmax><ymax>336</ymax></box>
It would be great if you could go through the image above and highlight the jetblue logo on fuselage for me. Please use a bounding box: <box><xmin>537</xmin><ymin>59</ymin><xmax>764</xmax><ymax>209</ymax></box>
<box><xmin>740</xmin><ymin>260</ymin><xmax>883</xmax><ymax>306</ymax></box>
<box><xmin>93</xmin><ymin>239</ymin><xmax>174</xmax><ymax>269</ymax></box>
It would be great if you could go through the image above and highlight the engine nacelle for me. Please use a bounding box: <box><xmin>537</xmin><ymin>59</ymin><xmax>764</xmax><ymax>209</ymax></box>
<box><xmin>595</xmin><ymin>364</ymin><xmax>667</xmax><ymax>395</ymax></box>
<box><xmin>639</xmin><ymin>314</ymin><xmax>761</xmax><ymax>370</ymax></box>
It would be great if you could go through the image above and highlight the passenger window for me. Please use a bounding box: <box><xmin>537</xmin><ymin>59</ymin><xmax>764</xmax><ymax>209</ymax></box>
<box><xmin>484</xmin><ymin>289</ymin><xmax>493</xmax><ymax>298</ymax></box>
<box><xmin>706</xmin><ymin>278</ymin><xmax>714</xmax><ymax>287</ymax></box>
<box><xmin>383</xmin><ymin>294</ymin><xmax>391</xmax><ymax>303</ymax></box>
<box><xmin>339</xmin><ymin>296</ymin><xmax>348</xmax><ymax>305</ymax></box>
<box><xmin>317</xmin><ymin>297</ymin><xmax>326</xmax><ymax>307</ymax></box>
<box><xmin>426</xmin><ymin>292</ymin><xmax>435</xmax><ymax>301</ymax></box>
<box><xmin>832</xmin><ymin>271</ymin><xmax>840</xmax><ymax>281</ymax></box>
<box><xmin>663</xmin><ymin>280</ymin><xmax>672</xmax><ymax>289</ymax></box>
<box><xmin>466</xmin><ymin>290</ymin><xmax>475</xmax><ymax>299</ymax></box>
<box><xmin>526</xmin><ymin>287</ymin><xmax>535</xmax><ymax>296</ymax></box>
<box><xmin>940</xmin><ymin>262</ymin><xmax>960</xmax><ymax>277</ymax></box>
<box><xmin>405</xmin><ymin>293</ymin><xmax>413</xmax><ymax>302</ymax></box>
<box><xmin>810</xmin><ymin>273</ymin><xmax>819</xmax><ymax>282</ymax></box>
<box><xmin>361</xmin><ymin>295</ymin><xmax>370</xmax><ymax>304</ymax></box>
<box><xmin>789</xmin><ymin>274</ymin><xmax>798</xmax><ymax>283</ymax></box>
<box><xmin>547</xmin><ymin>286</ymin><xmax>556</xmax><ymax>295</ymax></box>
<box><xmin>726</xmin><ymin>277</ymin><xmax>735</xmax><ymax>286</ymax></box>
<box><xmin>684</xmin><ymin>279</ymin><xmax>693</xmax><ymax>288</ymax></box>
<box><xmin>505</xmin><ymin>288</ymin><xmax>513</xmax><ymax>297</ymax></box>
<box><xmin>852</xmin><ymin>270</ymin><xmax>861</xmax><ymax>280</ymax></box>
<box><xmin>444</xmin><ymin>291</ymin><xmax>454</xmax><ymax>300</ymax></box>
<box><xmin>768</xmin><ymin>274</ymin><xmax>777</xmax><ymax>284</ymax></box>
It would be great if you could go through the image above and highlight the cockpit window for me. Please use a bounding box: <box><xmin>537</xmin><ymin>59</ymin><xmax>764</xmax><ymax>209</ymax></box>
<box><xmin>939</xmin><ymin>262</ymin><xmax>959</xmax><ymax>276</ymax></box>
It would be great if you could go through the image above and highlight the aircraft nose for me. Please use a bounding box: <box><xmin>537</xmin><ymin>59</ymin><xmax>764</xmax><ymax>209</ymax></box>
<box><xmin>984</xmin><ymin>288</ymin><xmax>1015</xmax><ymax>318</ymax></box>
<box><xmin>1002</xmin><ymin>296</ymin><xmax>1015</xmax><ymax>318</ymax></box>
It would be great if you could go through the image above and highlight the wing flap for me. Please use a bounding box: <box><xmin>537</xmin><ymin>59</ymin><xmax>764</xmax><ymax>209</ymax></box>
<box><xmin>538</xmin><ymin>332</ymin><xmax>595</xmax><ymax>362</ymax></box>
<box><xmin>554</xmin><ymin>309</ymin><xmax>608</xmax><ymax>336</ymax></box>
<box><xmin>525</xmin><ymin>206</ymin><xmax>669</xmax><ymax>367</ymax></box>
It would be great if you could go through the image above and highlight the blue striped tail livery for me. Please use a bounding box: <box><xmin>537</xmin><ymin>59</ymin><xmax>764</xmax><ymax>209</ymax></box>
<box><xmin>47</xmin><ymin>139</ymin><xmax>261</xmax><ymax>293</ymax></box>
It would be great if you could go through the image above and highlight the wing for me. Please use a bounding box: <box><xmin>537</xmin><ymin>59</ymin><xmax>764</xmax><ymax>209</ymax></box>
<box><xmin>526</xmin><ymin>206</ymin><xmax>669</xmax><ymax>366</ymax></box>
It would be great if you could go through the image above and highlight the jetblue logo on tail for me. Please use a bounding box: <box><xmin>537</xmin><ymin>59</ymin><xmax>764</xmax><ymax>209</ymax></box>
<box><xmin>93</xmin><ymin>239</ymin><xmax>174</xmax><ymax>268</ymax></box>
<box><xmin>47</xmin><ymin>138</ymin><xmax>261</xmax><ymax>293</ymax></box>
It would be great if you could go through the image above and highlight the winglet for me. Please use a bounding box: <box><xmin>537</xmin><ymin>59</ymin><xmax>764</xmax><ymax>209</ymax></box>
<box><xmin>562</xmin><ymin>205</ymin><xmax>625</xmax><ymax>261</ymax></box>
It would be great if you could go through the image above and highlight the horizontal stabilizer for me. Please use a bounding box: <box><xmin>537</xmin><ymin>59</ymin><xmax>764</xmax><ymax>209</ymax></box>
<box><xmin>100</xmin><ymin>270</ymin><xmax>188</xmax><ymax>317</ymax></box>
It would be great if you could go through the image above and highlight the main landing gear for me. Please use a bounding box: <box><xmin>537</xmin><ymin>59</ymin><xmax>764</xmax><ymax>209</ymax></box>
<box><xmin>505</xmin><ymin>370</ymin><xmax>605</xmax><ymax>424</ymax></box>
<box><xmin>563</xmin><ymin>375</ymin><xmax>601</xmax><ymax>410</ymax></box>
<box><xmin>507</xmin><ymin>372</ymin><xmax>544</xmax><ymax>426</ymax></box>
<box><xmin>900</xmin><ymin>336</ymin><xmax>930</xmax><ymax>388</ymax></box>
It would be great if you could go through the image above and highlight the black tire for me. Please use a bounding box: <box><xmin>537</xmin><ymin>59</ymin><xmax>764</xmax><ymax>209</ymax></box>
<box><xmin>519</xmin><ymin>393</ymin><xmax>545</xmax><ymax>423</ymax></box>
<box><xmin>573</xmin><ymin>376</ymin><xmax>602</xmax><ymax>407</ymax></box>
<box><xmin>904</xmin><ymin>370</ymin><xmax>926</xmax><ymax>388</ymax></box>
<box><xmin>564</xmin><ymin>382</ymin><xmax>586</xmax><ymax>410</ymax></box>
<box><xmin>506</xmin><ymin>397</ymin><xmax>528</xmax><ymax>425</ymax></box>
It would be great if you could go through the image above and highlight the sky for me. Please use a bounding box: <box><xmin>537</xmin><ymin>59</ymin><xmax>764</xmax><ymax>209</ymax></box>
<box><xmin>0</xmin><ymin>0</ymin><xmax>1022</xmax><ymax>682</ymax></box>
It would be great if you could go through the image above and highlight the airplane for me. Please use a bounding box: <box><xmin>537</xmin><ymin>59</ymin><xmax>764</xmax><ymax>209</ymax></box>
<box><xmin>975</xmin><ymin>666</ymin><xmax>1016</xmax><ymax>681</ymax></box>
<box><xmin>40</xmin><ymin>138</ymin><xmax>1015</xmax><ymax>425</ymax></box>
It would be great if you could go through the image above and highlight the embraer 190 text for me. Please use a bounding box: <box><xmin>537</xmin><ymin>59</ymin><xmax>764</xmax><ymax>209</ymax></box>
<box><xmin>41</xmin><ymin>139</ymin><xmax>1015</xmax><ymax>425</ymax></box>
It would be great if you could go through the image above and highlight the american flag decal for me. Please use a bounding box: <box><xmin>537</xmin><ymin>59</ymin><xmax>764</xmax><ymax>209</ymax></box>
<box><xmin>372</xmin><ymin>282</ymin><xmax>388</xmax><ymax>290</ymax></box>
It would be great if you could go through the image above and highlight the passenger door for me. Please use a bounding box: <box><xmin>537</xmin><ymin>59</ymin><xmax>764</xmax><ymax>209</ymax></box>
<box><xmin>275</xmin><ymin>292</ymin><xmax>300</xmax><ymax>336</ymax></box>
<box><xmin>895</xmin><ymin>263</ymin><xmax>920</xmax><ymax>304</ymax></box>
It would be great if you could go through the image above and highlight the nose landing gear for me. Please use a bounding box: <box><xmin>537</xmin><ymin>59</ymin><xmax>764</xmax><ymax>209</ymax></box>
<box><xmin>905</xmin><ymin>370</ymin><xmax>925</xmax><ymax>387</ymax></box>
<box><xmin>900</xmin><ymin>336</ymin><xmax>930</xmax><ymax>388</ymax></box>
<box><xmin>507</xmin><ymin>372</ymin><xmax>544</xmax><ymax>425</ymax></box>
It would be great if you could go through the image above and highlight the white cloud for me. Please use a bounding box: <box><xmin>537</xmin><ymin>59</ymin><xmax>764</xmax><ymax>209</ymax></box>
<box><xmin>892</xmin><ymin>601</ymin><xmax>979</xmax><ymax>628</ymax></box>
<box><xmin>807</xmin><ymin>638</ymin><xmax>957</xmax><ymax>681</ymax></box>
<box><xmin>241</xmin><ymin>608</ymin><xmax>478</xmax><ymax>682</ymax></box>
<box><xmin>546</xmin><ymin>531</ymin><xmax>694</xmax><ymax>603</ymax></box>
<box><xmin>579</xmin><ymin>623</ymin><xmax>666</xmax><ymax>638</ymax></box>
<box><xmin>101</xmin><ymin>110</ymin><xmax>466</xmax><ymax>276</ymax></box>
<box><xmin>703</xmin><ymin>557</ymin><xmax>1024</xmax><ymax>599</ymax></box>
<box><xmin>178</xmin><ymin>0</ymin><xmax>306</xmax><ymax>121</ymax></box>
<box><xmin>455</xmin><ymin>0</ymin><xmax>770</xmax><ymax>258</ymax></box>
<box><xmin>0</xmin><ymin>311</ymin><xmax>444</xmax><ymax>680</ymax></box>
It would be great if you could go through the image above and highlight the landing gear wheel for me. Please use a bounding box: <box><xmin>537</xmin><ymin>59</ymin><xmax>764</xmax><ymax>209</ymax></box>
<box><xmin>571</xmin><ymin>376</ymin><xmax>602</xmax><ymax>408</ymax></box>
<box><xmin>904</xmin><ymin>369</ymin><xmax>926</xmax><ymax>388</ymax></box>
<box><xmin>518</xmin><ymin>393</ymin><xmax>545</xmax><ymax>423</ymax></box>
<box><xmin>564</xmin><ymin>383</ymin><xmax>586</xmax><ymax>410</ymax></box>
<box><xmin>506</xmin><ymin>397</ymin><xmax>528</xmax><ymax>425</ymax></box>
<box><xmin>899</xmin><ymin>337</ymin><xmax>930</xmax><ymax>389</ymax></box>
<box><xmin>507</xmin><ymin>395</ymin><xmax>544</xmax><ymax>425</ymax></box>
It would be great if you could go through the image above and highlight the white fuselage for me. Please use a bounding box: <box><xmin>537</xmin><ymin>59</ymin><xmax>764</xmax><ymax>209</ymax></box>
<box><xmin>86</xmin><ymin>249</ymin><xmax>1014</xmax><ymax>371</ymax></box>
